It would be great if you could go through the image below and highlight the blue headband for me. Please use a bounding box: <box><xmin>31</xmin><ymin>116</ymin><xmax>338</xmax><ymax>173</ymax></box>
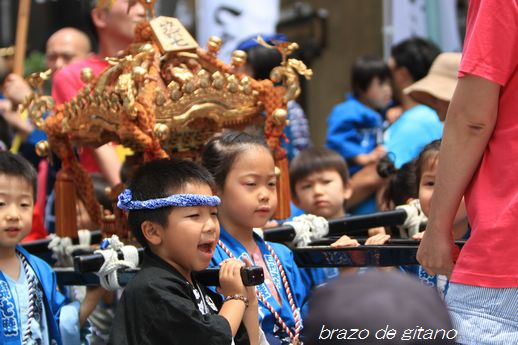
<box><xmin>117</xmin><ymin>189</ymin><xmax>221</xmax><ymax>210</ymax></box>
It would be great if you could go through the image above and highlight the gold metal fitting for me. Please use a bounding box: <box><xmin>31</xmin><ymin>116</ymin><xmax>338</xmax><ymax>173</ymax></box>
<box><xmin>139</xmin><ymin>43</ymin><xmax>154</xmax><ymax>54</ymax></box>
<box><xmin>80</xmin><ymin>67</ymin><xmax>94</xmax><ymax>84</ymax></box>
<box><xmin>272</xmin><ymin>108</ymin><xmax>288</xmax><ymax>125</ymax></box>
<box><xmin>207</xmin><ymin>36</ymin><xmax>223</xmax><ymax>56</ymax></box>
<box><xmin>212</xmin><ymin>71</ymin><xmax>225</xmax><ymax>89</ymax></box>
<box><xmin>154</xmin><ymin>123</ymin><xmax>170</xmax><ymax>141</ymax></box>
<box><xmin>35</xmin><ymin>140</ymin><xmax>50</xmax><ymax>157</ymax></box>
<box><xmin>133</xmin><ymin>66</ymin><xmax>147</xmax><ymax>82</ymax></box>
<box><xmin>231</xmin><ymin>50</ymin><xmax>247</xmax><ymax>69</ymax></box>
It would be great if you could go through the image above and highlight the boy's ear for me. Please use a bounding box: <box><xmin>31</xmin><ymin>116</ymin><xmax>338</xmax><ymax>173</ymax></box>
<box><xmin>343</xmin><ymin>181</ymin><xmax>353</xmax><ymax>201</ymax></box>
<box><xmin>141</xmin><ymin>221</ymin><xmax>163</xmax><ymax>246</ymax></box>
<box><xmin>90</xmin><ymin>8</ymin><xmax>109</xmax><ymax>30</ymax></box>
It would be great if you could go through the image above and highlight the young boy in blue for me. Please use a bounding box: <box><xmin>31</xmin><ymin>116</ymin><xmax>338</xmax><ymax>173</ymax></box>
<box><xmin>326</xmin><ymin>55</ymin><xmax>392</xmax><ymax>177</ymax></box>
<box><xmin>289</xmin><ymin>147</ymin><xmax>394</xmax><ymax>276</ymax></box>
<box><xmin>0</xmin><ymin>151</ymin><xmax>101</xmax><ymax>345</ymax></box>
<box><xmin>202</xmin><ymin>131</ymin><xmax>358</xmax><ymax>345</ymax></box>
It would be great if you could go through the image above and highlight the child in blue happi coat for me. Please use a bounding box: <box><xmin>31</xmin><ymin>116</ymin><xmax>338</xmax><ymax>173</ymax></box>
<box><xmin>326</xmin><ymin>55</ymin><xmax>393</xmax><ymax>177</ymax></box>
<box><xmin>0</xmin><ymin>151</ymin><xmax>102</xmax><ymax>345</ymax></box>
<box><xmin>399</xmin><ymin>140</ymin><xmax>469</xmax><ymax>297</ymax></box>
<box><xmin>201</xmin><ymin>131</ymin><xmax>358</xmax><ymax>345</ymax></box>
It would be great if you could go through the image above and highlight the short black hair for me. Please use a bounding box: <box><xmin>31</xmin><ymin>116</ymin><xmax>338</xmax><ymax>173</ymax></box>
<box><xmin>351</xmin><ymin>55</ymin><xmax>391</xmax><ymax>99</ymax></box>
<box><xmin>391</xmin><ymin>37</ymin><xmax>441</xmax><ymax>82</ymax></box>
<box><xmin>126</xmin><ymin>158</ymin><xmax>215</xmax><ymax>247</ymax></box>
<box><xmin>244</xmin><ymin>46</ymin><xmax>282</xmax><ymax>80</ymax></box>
<box><xmin>201</xmin><ymin>130</ymin><xmax>270</xmax><ymax>190</ymax></box>
<box><xmin>289</xmin><ymin>147</ymin><xmax>349</xmax><ymax>199</ymax></box>
<box><xmin>377</xmin><ymin>155</ymin><xmax>418</xmax><ymax>211</ymax></box>
<box><xmin>0</xmin><ymin>152</ymin><xmax>37</xmax><ymax>201</ymax></box>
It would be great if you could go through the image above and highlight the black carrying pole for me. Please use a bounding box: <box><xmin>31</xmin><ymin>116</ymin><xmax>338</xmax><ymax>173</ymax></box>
<box><xmin>73</xmin><ymin>249</ymin><xmax>264</xmax><ymax>287</ymax></box>
<box><xmin>308</xmin><ymin>238</ymin><xmax>463</xmax><ymax>246</ymax></box>
<box><xmin>293</xmin><ymin>240</ymin><xmax>465</xmax><ymax>267</ymax></box>
<box><xmin>56</xmin><ymin>267</ymin><xmax>264</xmax><ymax>287</ymax></box>
<box><xmin>21</xmin><ymin>230</ymin><xmax>103</xmax><ymax>254</ymax></box>
<box><xmin>21</xmin><ymin>230</ymin><xmax>103</xmax><ymax>256</ymax></box>
<box><xmin>74</xmin><ymin>248</ymin><xmax>145</xmax><ymax>273</ymax></box>
<box><xmin>263</xmin><ymin>209</ymin><xmax>407</xmax><ymax>243</ymax></box>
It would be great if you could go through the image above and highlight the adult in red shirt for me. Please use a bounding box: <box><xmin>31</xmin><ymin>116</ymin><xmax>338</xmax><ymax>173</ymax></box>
<box><xmin>417</xmin><ymin>0</ymin><xmax>518</xmax><ymax>344</ymax></box>
<box><xmin>52</xmin><ymin>0</ymin><xmax>145</xmax><ymax>186</ymax></box>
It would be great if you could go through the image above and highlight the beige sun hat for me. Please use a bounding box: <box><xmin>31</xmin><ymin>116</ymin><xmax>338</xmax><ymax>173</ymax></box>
<box><xmin>404</xmin><ymin>52</ymin><xmax>462</xmax><ymax>102</ymax></box>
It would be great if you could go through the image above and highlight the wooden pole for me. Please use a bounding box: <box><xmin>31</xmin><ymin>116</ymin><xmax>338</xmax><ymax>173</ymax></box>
<box><xmin>13</xmin><ymin>0</ymin><xmax>31</xmax><ymax>75</ymax></box>
<box><xmin>10</xmin><ymin>0</ymin><xmax>31</xmax><ymax>154</ymax></box>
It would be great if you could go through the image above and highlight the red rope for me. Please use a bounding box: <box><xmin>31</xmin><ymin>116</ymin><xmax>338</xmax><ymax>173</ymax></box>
<box><xmin>217</xmin><ymin>240</ymin><xmax>302</xmax><ymax>344</ymax></box>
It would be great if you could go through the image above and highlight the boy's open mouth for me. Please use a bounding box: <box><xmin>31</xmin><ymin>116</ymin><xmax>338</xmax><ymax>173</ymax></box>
<box><xmin>198</xmin><ymin>241</ymin><xmax>215</xmax><ymax>254</ymax></box>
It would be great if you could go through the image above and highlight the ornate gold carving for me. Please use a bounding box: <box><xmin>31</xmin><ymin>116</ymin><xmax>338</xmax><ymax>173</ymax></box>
<box><xmin>21</xmin><ymin>12</ymin><xmax>307</xmax><ymax>237</ymax></box>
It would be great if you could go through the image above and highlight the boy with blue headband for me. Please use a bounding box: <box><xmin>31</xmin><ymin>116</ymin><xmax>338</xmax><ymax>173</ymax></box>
<box><xmin>109</xmin><ymin>158</ymin><xmax>262</xmax><ymax>345</ymax></box>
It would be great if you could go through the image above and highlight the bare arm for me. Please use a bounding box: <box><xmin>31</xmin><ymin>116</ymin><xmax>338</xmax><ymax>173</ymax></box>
<box><xmin>417</xmin><ymin>75</ymin><xmax>500</xmax><ymax>276</ymax></box>
<box><xmin>242</xmin><ymin>288</ymin><xmax>260</xmax><ymax>345</ymax></box>
<box><xmin>3</xmin><ymin>73</ymin><xmax>32</xmax><ymax>105</ymax></box>
<box><xmin>79</xmin><ymin>287</ymin><xmax>105</xmax><ymax>326</ymax></box>
<box><xmin>93</xmin><ymin>144</ymin><xmax>122</xmax><ymax>186</ymax></box>
<box><xmin>349</xmin><ymin>163</ymin><xmax>385</xmax><ymax>208</ymax></box>
<box><xmin>218</xmin><ymin>259</ymin><xmax>247</xmax><ymax>337</ymax></box>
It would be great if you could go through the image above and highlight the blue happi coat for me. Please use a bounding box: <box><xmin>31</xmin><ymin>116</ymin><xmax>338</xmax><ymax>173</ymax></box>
<box><xmin>0</xmin><ymin>246</ymin><xmax>72</xmax><ymax>345</ymax></box>
<box><xmin>211</xmin><ymin>228</ymin><xmax>313</xmax><ymax>345</ymax></box>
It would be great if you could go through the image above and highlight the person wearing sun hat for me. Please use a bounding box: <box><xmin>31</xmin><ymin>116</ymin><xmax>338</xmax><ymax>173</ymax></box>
<box><xmin>404</xmin><ymin>52</ymin><xmax>462</xmax><ymax>121</ymax></box>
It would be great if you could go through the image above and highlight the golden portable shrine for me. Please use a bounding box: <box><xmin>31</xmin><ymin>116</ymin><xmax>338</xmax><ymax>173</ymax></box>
<box><xmin>21</xmin><ymin>0</ymin><xmax>312</xmax><ymax>242</ymax></box>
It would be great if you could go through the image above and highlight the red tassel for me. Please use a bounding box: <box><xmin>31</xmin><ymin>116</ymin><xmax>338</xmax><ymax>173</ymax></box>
<box><xmin>274</xmin><ymin>156</ymin><xmax>291</xmax><ymax>220</ymax></box>
<box><xmin>55</xmin><ymin>168</ymin><xmax>77</xmax><ymax>238</ymax></box>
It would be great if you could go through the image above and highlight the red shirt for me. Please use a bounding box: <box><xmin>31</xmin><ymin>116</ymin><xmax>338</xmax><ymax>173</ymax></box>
<box><xmin>453</xmin><ymin>0</ymin><xmax>518</xmax><ymax>287</ymax></box>
<box><xmin>52</xmin><ymin>55</ymin><xmax>109</xmax><ymax>173</ymax></box>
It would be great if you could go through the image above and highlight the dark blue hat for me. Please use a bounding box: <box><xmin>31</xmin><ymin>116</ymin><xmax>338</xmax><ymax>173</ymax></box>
<box><xmin>235</xmin><ymin>33</ymin><xmax>287</xmax><ymax>51</ymax></box>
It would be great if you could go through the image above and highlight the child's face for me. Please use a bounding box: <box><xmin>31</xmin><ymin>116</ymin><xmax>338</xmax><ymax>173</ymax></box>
<box><xmin>363</xmin><ymin>77</ymin><xmax>392</xmax><ymax>110</ymax></box>
<box><xmin>293</xmin><ymin>169</ymin><xmax>352</xmax><ymax>220</ymax></box>
<box><xmin>158</xmin><ymin>183</ymin><xmax>220</xmax><ymax>275</ymax></box>
<box><xmin>0</xmin><ymin>175</ymin><xmax>33</xmax><ymax>250</ymax></box>
<box><xmin>218</xmin><ymin>147</ymin><xmax>278</xmax><ymax>230</ymax></box>
<box><xmin>418</xmin><ymin>160</ymin><xmax>437</xmax><ymax>217</ymax></box>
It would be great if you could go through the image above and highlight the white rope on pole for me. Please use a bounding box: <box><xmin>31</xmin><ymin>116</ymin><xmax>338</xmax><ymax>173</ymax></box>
<box><xmin>283</xmin><ymin>214</ymin><xmax>329</xmax><ymax>247</ymax></box>
<box><xmin>95</xmin><ymin>235</ymin><xmax>139</xmax><ymax>291</ymax></box>
<box><xmin>47</xmin><ymin>229</ymin><xmax>95</xmax><ymax>267</ymax></box>
<box><xmin>396</xmin><ymin>199</ymin><xmax>428</xmax><ymax>238</ymax></box>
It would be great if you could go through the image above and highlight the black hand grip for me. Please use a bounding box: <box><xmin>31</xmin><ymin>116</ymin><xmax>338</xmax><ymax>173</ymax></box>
<box><xmin>193</xmin><ymin>266</ymin><xmax>264</xmax><ymax>286</ymax></box>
